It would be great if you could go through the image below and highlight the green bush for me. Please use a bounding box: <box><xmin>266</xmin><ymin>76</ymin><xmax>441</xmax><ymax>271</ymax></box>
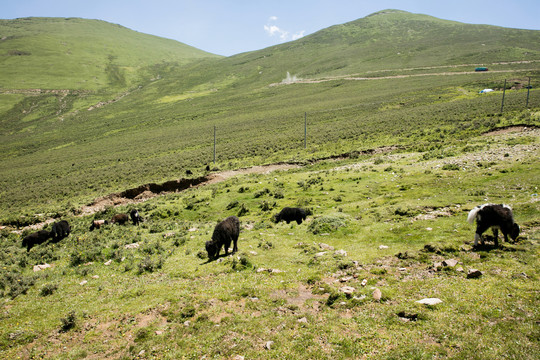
<box><xmin>308</xmin><ymin>214</ymin><xmax>350</xmax><ymax>234</ymax></box>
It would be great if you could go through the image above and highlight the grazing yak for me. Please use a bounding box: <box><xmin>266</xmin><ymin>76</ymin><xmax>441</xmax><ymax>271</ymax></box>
<box><xmin>467</xmin><ymin>204</ymin><xmax>520</xmax><ymax>247</ymax></box>
<box><xmin>50</xmin><ymin>220</ymin><xmax>70</xmax><ymax>242</ymax></box>
<box><xmin>22</xmin><ymin>230</ymin><xmax>51</xmax><ymax>252</ymax></box>
<box><xmin>273</xmin><ymin>207</ymin><xmax>308</xmax><ymax>225</ymax></box>
<box><xmin>130</xmin><ymin>209</ymin><xmax>143</xmax><ymax>225</ymax></box>
<box><xmin>89</xmin><ymin>219</ymin><xmax>108</xmax><ymax>231</ymax></box>
<box><xmin>205</xmin><ymin>216</ymin><xmax>240</xmax><ymax>260</ymax></box>
<box><xmin>110</xmin><ymin>213</ymin><xmax>129</xmax><ymax>225</ymax></box>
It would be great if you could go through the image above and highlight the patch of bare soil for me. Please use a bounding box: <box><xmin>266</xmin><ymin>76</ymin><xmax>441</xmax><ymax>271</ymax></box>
<box><xmin>483</xmin><ymin>125</ymin><xmax>539</xmax><ymax>136</ymax></box>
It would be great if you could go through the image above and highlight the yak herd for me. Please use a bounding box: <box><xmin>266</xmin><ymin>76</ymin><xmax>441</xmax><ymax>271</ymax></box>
<box><xmin>21</xmin><ymin>203</ymin><xmax>520</xmax><ymax>260</ymax></box>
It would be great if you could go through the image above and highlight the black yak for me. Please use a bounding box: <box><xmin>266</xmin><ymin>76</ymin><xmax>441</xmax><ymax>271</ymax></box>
<box><xmin>130</xmin><ymin>209</ymin><xmax>143</xmax><ymax>225</ymax></box>
<box><xmin>273</xmin><ymin>207</ymin><xmax>308</xmax><ymax>225</ymax></box>
<box><xmin>205</xmin><ymin>216</ymin><xmax>240</xmax><ymax>260</ymax></box>
<box><xmin>50</xmin><ymin>220</ymin><xmax>70</xmax><ymax>242</ymax></box>
<box><xmin>467</xmin><ymin>204</ymin><xmax>520</xmax><ymax>247</ymax></box>
<box><xmin>22</xmin><ymin>230</ymin><xmax>51</xmax><ymax>251</ymax></box>
<box><xmin>110</xmin><ymin>213</ymin><xmax>129</xmax><ymax>225</ymax></box>
<box><xmin>89</xmin><ymin>219</ymin><xmax>108</xmax><ymax>231</ymax></box>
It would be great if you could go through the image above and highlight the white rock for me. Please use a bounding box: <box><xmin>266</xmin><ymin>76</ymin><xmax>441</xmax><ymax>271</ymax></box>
<box><xmin>104</xmin><ymin>260</ymin><xmax>112</xmax><ymax>266</ymax></box>
<box><xmin>334</xmin><ymin>249</ymin><xmax>347</xmax><ymax>257</ymax></box>
<box><xmin>416</xmin><ymin>298</ymin><xmax>443</xmax><ymax>305</ymax></box>
<box><xmin>265</xmin><ymin>341</ymin><xmax>274</xmax><ymax>350</ymax></box>
<box><xmin>79</xmin><ymin>280</ymin><xmax>88</xmax><ymax>286</ymax></box>
<box><xmin>379</xmin><ymin>245</ymin><xmax>389</xmax><ymax>250</ymax></box>
<box><xmin>361</xmin><ymin>279</ymin><xmax>368</xmax><ymax>287</ymax></box>
<box><xmin>315</xmin><ymin>252</ymin><xmax>327</xmax><ymax>257</ymax></box>
<box><xmin>372</xmin><ymin>288</ymin><xmax>382</xmax><ymax>301</ymax></box>
<box><xmin>33</xmin><ymin>263</ymin><xmax>51</xmax><ymax>272</ymax></box>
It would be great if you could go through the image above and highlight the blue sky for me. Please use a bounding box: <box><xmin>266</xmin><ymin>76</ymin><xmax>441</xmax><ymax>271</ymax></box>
<box><xmin>2</xmin><ymin>0</ymin><xmax>539</xmax><ymax>56</ymax></box>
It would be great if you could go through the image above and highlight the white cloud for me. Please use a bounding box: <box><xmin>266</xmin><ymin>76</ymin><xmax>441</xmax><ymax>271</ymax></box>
<box><xmin>264</xmin><ymin>16</ymin><xmax>305</xmax><ymax>42</ymax></box>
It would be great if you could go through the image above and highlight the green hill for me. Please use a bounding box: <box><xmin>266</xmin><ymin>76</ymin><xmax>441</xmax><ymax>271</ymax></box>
<box><xmin>0</xmin><ymin>10</ymin><xmax>539</xmax><ymax>222</ymax></box>
<box><xmin>0</xmin><ymin>17</ymin><xmax>220</xmax><ymax>91</ymax></box>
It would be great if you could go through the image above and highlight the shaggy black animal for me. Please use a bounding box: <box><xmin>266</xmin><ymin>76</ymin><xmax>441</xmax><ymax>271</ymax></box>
<box><xmin>130</xmin><ymin>209</ymin><xmax>143</xmax><ymax>225</ymax></box>
<box><xmin>205</xmin><ymin>216</ymin><xmax>240</xmax><ymax>260</ymax></box>
<box><xmin>89</xmin><ymin>219</ymin><xmax>108</xmax><ymax>231</ymax></box>
<box><xmin>50</xmin><ymin>220</ymin><xmax>70</xmax><ymax>242</ymax></box>
<box><xmin>110</xmin><ymin>213</ymin><xmax>129</xmax><ymax>225</ymax></box>
<box><xmin>273</xmin><ymin>207</ymin><xmax>307</xmax><ymax>225</ymax></box>
<box><xmin>467</xmin><ymin>204</ymin><xmax>520</xmax><ymax>247</ymax></box>
<box><xmin>22</xmin><ymin>230</ymin><xmax>51</xmax><ymax>251</ymax></box>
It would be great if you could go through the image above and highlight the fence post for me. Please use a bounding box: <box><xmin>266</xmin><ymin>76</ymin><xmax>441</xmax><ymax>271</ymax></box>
<box><xmin>304</xmin><ymin>112</ymin><xmax>307</xmax><ymax>149</ymax></box>
<box><xmin>526</xmin><ymin>77</ymin><xmax>531</xmax><ymax>108</ymax></box>
<box><xmin>500</xmin><ymin>79</ymin><xmax>507</xmax><ymax>113</ymax></box>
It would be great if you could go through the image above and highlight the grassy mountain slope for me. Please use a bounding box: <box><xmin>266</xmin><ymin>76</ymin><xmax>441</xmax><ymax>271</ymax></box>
<box><xmin>0</xmin><ymin>10</ymin><xmax>539</xmax><ymax>222</ymax></box>
<box><xmin>0</xmin><ymin>17</ymin><xmax>220</xmax><ymax>91</ymax></box>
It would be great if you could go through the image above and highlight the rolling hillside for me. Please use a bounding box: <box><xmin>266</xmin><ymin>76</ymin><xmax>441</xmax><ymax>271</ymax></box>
<box><xmin>0</xmin><ymin>10</ymin><xmax>539</xmax><ymax>222</ymax></box>
<box><xmin>0</xmin><ymin>17</ymin><xmax>220</xmax><ymax>91</ymax></box>
<box><xmin>0</xmin><ymin>10</ymin><xmax>539</xmax><ymax>360</ymax></box>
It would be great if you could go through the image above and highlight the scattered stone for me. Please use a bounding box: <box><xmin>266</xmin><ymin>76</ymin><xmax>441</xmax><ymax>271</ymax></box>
<box><xmin>233</xmin><ymin>356</ymin><xmax>245</xmax><ymax>360</ymax></box>
<box><xmin>372</xmin><ymin>288</ymin><xmax>382</xmax><ymax>301</ymax></box>
<box><xmin>124</xmin><ymin>243</ymin><xmax>139</xmax><ymax>249</ymax></box>
<box><xmin>138</xmin><ymin>350</ymin><xmax>145</xmax><ymax>356</ymax></box>
<box><xmin>315</xmin><ymin>252</ymin><xmax>327</xmax><ymax>257</ymax></box>
<box><xmin>339</xmin><ymin>276</ymin><xmax>353</xmax><ymax>283</ymax></box>
<box><xmin>379</xmin><ymin>245</ymin><xmax>389</xmax><ymax>250</ymax></box>
<box><xmin>353</xmin><ymin>295</ymin><xmax>366</xmax><ymax>301</ymax></box>
<box><xmin>334</xmin><ymin>249</ymin><xmax>347</xmax><ymax>257</ymax></box>
<box><xmin>183</xmin><ymin>320</ymin><xmax>191</xmax><ymax>327</ymax></box>
<box><xmin>456</xmin><ymin>267</ymin><xmax>464</xmax><ymax>272</ymax></box>
<box><xmin>33</xmin><ymin>263</ymin><xmax>52</xmax><ymax>272</ymax></box>
<box><xmin>319</xmin><ymin>243</ymin><xmax>334</xmax><ymax>251</ymax></box>
<box><xmin>249</xmin><ymin>251</ymin><xmax>258</xmax><ymax>256</ymax></box>
<box><xmin>163</xmin><ymin>232</ymin><xmax>175</xmax><ymax>238</ymax></box>
<box><xmin>467</xmin><ymin>269</ymin><xmax>483</xmax><ymax>279</ymax></box>
<box><xmin>416</xmin><ymin>298</ymin><xmax>443</xmax><ymax>306</ymax></box>
<box><xmin>298</xmin><ymin>317</ymin><xmax>308</xmax><ymax>324</ymax></box>
<box><xmin>433</xmin><ymin>262</ymin><xmax>443</xmax><ymax>271</ymax></box>
<box><xmin>361</xmin><ymin>279</ymin><xmax>368</xmax><ymax>287</ymax></box>
<box><xmin>92</xmin><ymin>275</ymin><xmax>99</xmax><ymax>279</ymax></box>
<box><xmin>188</xmin><ymin>227</ymin><xmax>198</xmax><ymax>232</ymax></box>
<box><xmin>155</xmin><ymin>330</ymin><xmax>163</xmax><ymax>335</ymax></box>
<box><xmin>443</xmin><ymin>259</ymin><xmax>459</xmax><ymax>267</ymax></box>
<box><xmin>398</xmin><ymin>267</ymin><xmax>407</xmax><ymax>272</ymax></box>
<box><xmin>79</xmin><ymin>280</ymin><xmax>88</xmax><ymax>286</ymax></box>
<box><xmin>426</xmin><ymin>227</ymin><xmax>433</xmax><ymax>231</ymax></box>
<box><xmin>340</xmin><ymin>286</ymin><xmax>356</xmax><ymax>297</ymax></box>
<box><xmin>104</xmin><ymin>260</ymin><xmax>112</xmax><ymax>266</ymax></box>
<box><xmin>264</xmin><ymin>341</ymin><xmax>274</xmax><ymax>350</ymax></box>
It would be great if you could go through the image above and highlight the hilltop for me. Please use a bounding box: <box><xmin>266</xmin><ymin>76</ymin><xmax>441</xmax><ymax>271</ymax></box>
<box><xmin>0</xmin><ymin>17</ymin><xmax>220</xmax><ymax>91</ymax></box>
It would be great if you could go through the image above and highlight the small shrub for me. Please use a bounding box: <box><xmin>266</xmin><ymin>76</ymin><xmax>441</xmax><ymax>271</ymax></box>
<box><xmin>136</xmin><ymin>256</ymin><xmax>163</xmax><ymax>274</ymax></box>
<box><xmin>39</xmin><ymin>283</ymin><xmax>58</xmax><ymax>297</ymax></box>
<box><xmin>226</xmin><ymin>200</ymin><xmax>239</xmax><ymax>210</ymax></box>
<box><xmin>231</xmin><ymin>255</ymin><xmax>252</xmax><ymax>271</ymax></box>
<box><xmin>60</xmin><ymin>311</ymin><xmax>77</xmax><ymax>332</ymax></box>
<box><xmin>237</xmin><ymin>203</ymin><xmax>249</xmax><ymax>217</ymax></box>
<box><xmin>442</xmin><ymin>163</ymin><xmax>460</xmax><ymax>171</ymax></box>
<box><xmin>254</xmin><ymin>188</ymin><xmax>270</xmax><ymax>198</ymax></box>
<box><xmin>308</xmin><ymin>214</ymin><xmax>349</xmax><ymax>234</ymax></box>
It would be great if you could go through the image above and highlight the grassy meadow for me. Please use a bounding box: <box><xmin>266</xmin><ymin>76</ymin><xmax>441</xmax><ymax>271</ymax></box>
<box><xmin>1</xmin><ymin>10</ymin><xmax>540</xmax><ymax>359</ymax></box>
<box><xmin>0</xmin><ymin>127</ymin><xmax>538</xmax><ymax>359</ymax></box>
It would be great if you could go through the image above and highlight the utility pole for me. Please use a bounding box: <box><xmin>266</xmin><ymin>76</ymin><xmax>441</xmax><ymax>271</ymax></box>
<box><xmin>500</xmin><ymin>79</ymin><xmax>507</xmax><ymax>113</ymax></box>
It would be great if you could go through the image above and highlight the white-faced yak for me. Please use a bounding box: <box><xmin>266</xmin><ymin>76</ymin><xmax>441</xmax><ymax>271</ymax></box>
<box><xmin>467</xmin><ymin>204</ymin><xmax>520</xmax><ymax>247</ymax></box>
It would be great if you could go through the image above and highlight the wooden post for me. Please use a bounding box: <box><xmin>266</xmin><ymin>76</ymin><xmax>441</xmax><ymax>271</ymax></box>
<box><xmin>526</xmin><ymin>77</ymin><xmax>531</xmax><ymax>108</ymax></box>
<box><xmin>500</xmin><ymin>79</ymin><xmax>507</xmax><ymax>113</ymax></box>
<box><xmin>304</xmin><ymin>112</ymin><xmax>307</xmax><ymax>149</ymax></box>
